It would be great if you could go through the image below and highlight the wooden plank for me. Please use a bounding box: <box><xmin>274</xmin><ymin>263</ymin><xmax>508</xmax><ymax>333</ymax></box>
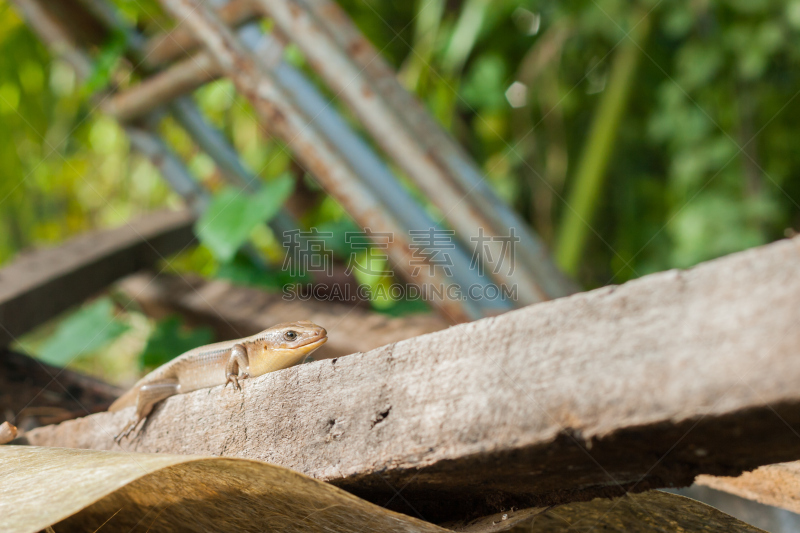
<box><xmin>0</xmin><ymin>349</ymin><xmax>123</xmax><ymax>431</ymax></box>
<box><xmin>697</xmin><ymin>464</ymin><xmax>800</xmax><ymax>516</ymax></box>
<box><xmin>25</xmin><ymin>237</ymin><xmax>800</xmax><ymax>522</ymax></box>
<box><xmin>0</xmin><ymin>210</ymin><xmax>195</xmax><ymax>346</ymax></box>
<box><xmin>117</xmin><ymin>272</ymin><xmax>448</xmax><ymax>359</ymax></box>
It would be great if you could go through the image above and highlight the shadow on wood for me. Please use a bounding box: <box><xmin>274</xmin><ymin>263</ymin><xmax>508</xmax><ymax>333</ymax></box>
<box><xmin>1</xmin><ymin>349</ymin><xmax>123</xmax><ymax>431</ymax></box>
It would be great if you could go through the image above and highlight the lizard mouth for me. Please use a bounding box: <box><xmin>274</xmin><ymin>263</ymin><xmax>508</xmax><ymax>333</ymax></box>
<box><xmin>299</xmin><ymin>337</ymin><xmax>327</xmax><ymax>351</ymax></box>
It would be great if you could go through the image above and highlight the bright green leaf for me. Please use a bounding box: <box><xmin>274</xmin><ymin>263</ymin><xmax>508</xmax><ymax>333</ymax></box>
<box><xmin>37</xmin><ymin>298</ymin><xmax>129</xmax><ymax>366</ymax></box>
<box><xmin>195</xmin><ymin>174</ymin><xmax>295</xmax><ymax>263</ymax></box>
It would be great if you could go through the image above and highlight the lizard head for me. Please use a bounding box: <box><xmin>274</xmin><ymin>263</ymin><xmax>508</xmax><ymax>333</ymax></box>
<box><xmin>258</xmin><ymin>320</ymin><xmax>328</xmax><ymax>362</ymax></box>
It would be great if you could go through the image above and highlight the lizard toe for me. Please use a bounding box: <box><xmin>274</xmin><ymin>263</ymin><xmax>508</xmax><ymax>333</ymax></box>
<box><xmin>226</xmin><ymin>374</ymin><xmax>240</xmax><ymax>390</ymax></box>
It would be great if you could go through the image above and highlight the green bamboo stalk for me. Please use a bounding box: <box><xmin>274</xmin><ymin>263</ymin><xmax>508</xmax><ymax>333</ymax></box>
<box><xmin>555</xmin><ymin>11</ymin><xmax>651</xmax><ymax>276</ymax></box>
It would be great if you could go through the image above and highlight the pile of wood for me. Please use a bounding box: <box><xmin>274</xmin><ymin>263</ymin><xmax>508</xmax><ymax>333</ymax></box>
<box><xmin>2</xmin><ymin>214</ymin><xmax>800</xmax><ymax>531</ymax></box>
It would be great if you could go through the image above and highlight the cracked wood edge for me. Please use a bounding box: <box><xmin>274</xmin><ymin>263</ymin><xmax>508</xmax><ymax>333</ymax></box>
<box><xmin>26</xmin><ymin>237</ymin><xmax>800</xmax><ymax>521</ymax></box>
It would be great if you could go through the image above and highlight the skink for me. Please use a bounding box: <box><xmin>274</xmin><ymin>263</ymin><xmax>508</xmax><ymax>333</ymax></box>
<box><xmin>111</xmin><ymin>320</ymin><xmax>327</xmax><ymax>440</ymax></box>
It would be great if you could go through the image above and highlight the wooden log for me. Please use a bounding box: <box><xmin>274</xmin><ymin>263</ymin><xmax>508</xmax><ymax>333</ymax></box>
<box><xmin>143</xmin><ymin>0</ymin><xmax>258</xmax><ymax>67</ymax></box>
<box><xmin>117</xmin><ymin>272</ymin><xmax>448</xmax><ymax>359</ymax></box>
<box><xmin>102</xmin><ymin>52</ymin><xmax>221</xmax><ymax>122</ymax></box>
<box><xmin>0</xmin><ymin>349</ymin><xmax>123</xmax><ymax>430</ymax></box>
<box><xmin>0</xmin><ymin>210</ymin><xmax>195</xmax><ymax>346</ymax></box>
<box><xmin>25</xmin><ymin>237</ymin><xmax>800</xmax><ymax>522</ymax></box>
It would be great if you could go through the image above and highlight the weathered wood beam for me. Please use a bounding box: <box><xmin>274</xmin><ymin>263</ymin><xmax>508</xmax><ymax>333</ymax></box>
<box><xmin>117</xmin><ymin>272</ymin><xmax>448</xmax><ymax>359</ymax></box>
<box><xmin>294</xmin><ymin>0</ymin><xmax>578</xmax><ymax>300</ymax></box>
<box><xmin>102</xmin><ymin>52</ymin><xmax>221</xmax><ymax>122</ymax></box>
<box><xmin>0</xmin><ymin>209</ymin><xmax>195</xmax><ymax>346</ymax></box>
<box><xmin>26</xmin><ymin>238</ymin><xmax>800</xmax><ymax>522</ymax></box>
<box><xmin>142</xmin><ymin>0</ymin><xmax>258</xmax><ymax>68</ymax></box>
<box><xmin>0</xmin><ymin>349</ymin><xmax>123</xmax><ymax>430</ymax></box>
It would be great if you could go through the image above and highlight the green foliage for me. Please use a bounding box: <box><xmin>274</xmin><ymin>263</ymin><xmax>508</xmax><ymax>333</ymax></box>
<box><xmin>140</xmin><ymin>316</ymin><xmax>213</xmax><ymax>369</ymax></box>
<box><xmin>339</xmin><ymin>0</ymin><xmax>800</xmax><ymax>286</ymax></box>
<box><xmin>216</xmin><ymin>252</ymin><xmax>299</xmax><ymax>289</ymax></box>
<box><xmin>195</xmin><ymin>174</ymin><xmax>294</xmax><ymax>263</ymax></box>
<box><xmin>82</xmin><ymin>29</ymin><xmax>127</xmax><ymax>96</ymax></box>
<box><xmin>35</xmin><ymin>298</ymin><xmax>129</xmax><ymax>366</ymax></box>
<box><xmin>2</xmin><ymin>0</ymin><xmax>800</xmax><ymax>300</ymax></box>
<box><xmin>0</xmin><ymin>3</ymin><xmax>172</xmax><ymax>267</ymax></box>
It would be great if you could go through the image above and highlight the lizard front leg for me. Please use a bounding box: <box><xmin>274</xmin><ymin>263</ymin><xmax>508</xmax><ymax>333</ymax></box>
<box><xmin>225</xmin><ymin>343</ymin><xmax>250</xmax><ymax>390</ymax></box>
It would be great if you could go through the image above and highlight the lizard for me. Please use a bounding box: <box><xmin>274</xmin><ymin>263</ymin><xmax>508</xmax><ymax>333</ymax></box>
<box><xmin>110</xmin><ymin>320</ymin><xmax>327</xmax><ymax>441</ymax></box>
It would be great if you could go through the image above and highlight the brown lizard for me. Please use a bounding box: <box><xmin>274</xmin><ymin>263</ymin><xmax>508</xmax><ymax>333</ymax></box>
<box><xmin>111</xmin><ymin>320</ymin><xmax>327</xmax><ymax>440</ymax></box>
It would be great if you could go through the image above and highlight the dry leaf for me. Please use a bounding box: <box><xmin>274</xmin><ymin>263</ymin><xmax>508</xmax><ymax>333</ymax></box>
<box><xmin>1</xmin><ymin>446</ymin><xmax>447</xmax><ymax>533</ymax></box>
<box><xmin>504</xmin><ymin>490</ymin><xmax>768</xmax><ymax>532</ymax></box>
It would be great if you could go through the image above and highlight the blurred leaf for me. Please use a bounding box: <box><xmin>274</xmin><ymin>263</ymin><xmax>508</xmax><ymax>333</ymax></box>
<box><xmin>140</xmin><ymin>316</ymin><xmax>213</xmax><ymax>369</ymax></box>
<box><xmin>216</xmin><ymin>251</ymin><xmax>300</xmax><ymax>289</ymax></box>
<box><xmin>37</xmin><ymin>298</ymin><xmax>129</xmax><ymax>366</ymax></box>
<box><xmin>460</xmin><ymin>54</ymin><xmax>508</xmax><ymax>110</ymax></box>
<box><xmin>195</xmin><ymin>174</ymin><xmax>294</xmax><ymax>263</ymax></box>
<box><xmin>675</xmin><ymin>43</ymin><xmax>723</xmax><ymax>90</ymax></box>
<box><xmin>82</xmin><ymin>29</ymin><xmax>127</xmax><ymax>95</ymax></box>
<box><xmin>315</xmin><ymin>218</ymin><xmax>364</xmax><ymax>260</ymax></box>
<box><xmin>669</xmin><ymin>193</ymin><xmax>779</xmax><ymax>268</ymax></box>
<box><xmin>441</xmin><ymin>0</ymin><xmax>491</xmax><ymax>75</ymax></box>
<box><xmin>374</xmin><ymin>292</ymin><xmax>431</xmax><ymax>317</ymax></box>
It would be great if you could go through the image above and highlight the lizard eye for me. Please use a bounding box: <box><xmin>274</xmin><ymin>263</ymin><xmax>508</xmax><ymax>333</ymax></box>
<box><xmin>284</xmin><ymin>331</ymin><xmax>298</xmax><ymax>341</ymax></box>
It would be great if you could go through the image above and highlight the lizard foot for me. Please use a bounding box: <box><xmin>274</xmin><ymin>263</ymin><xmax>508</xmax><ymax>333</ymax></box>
<box><xmin>115</xmin><ymin>417</ymin><xmax>140</xmax><ymax>443</ymax></box>
<box><xmin>225</xmin><ymin>372</ymin><xmax>250</xmax><ymax>391</ymax></box>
